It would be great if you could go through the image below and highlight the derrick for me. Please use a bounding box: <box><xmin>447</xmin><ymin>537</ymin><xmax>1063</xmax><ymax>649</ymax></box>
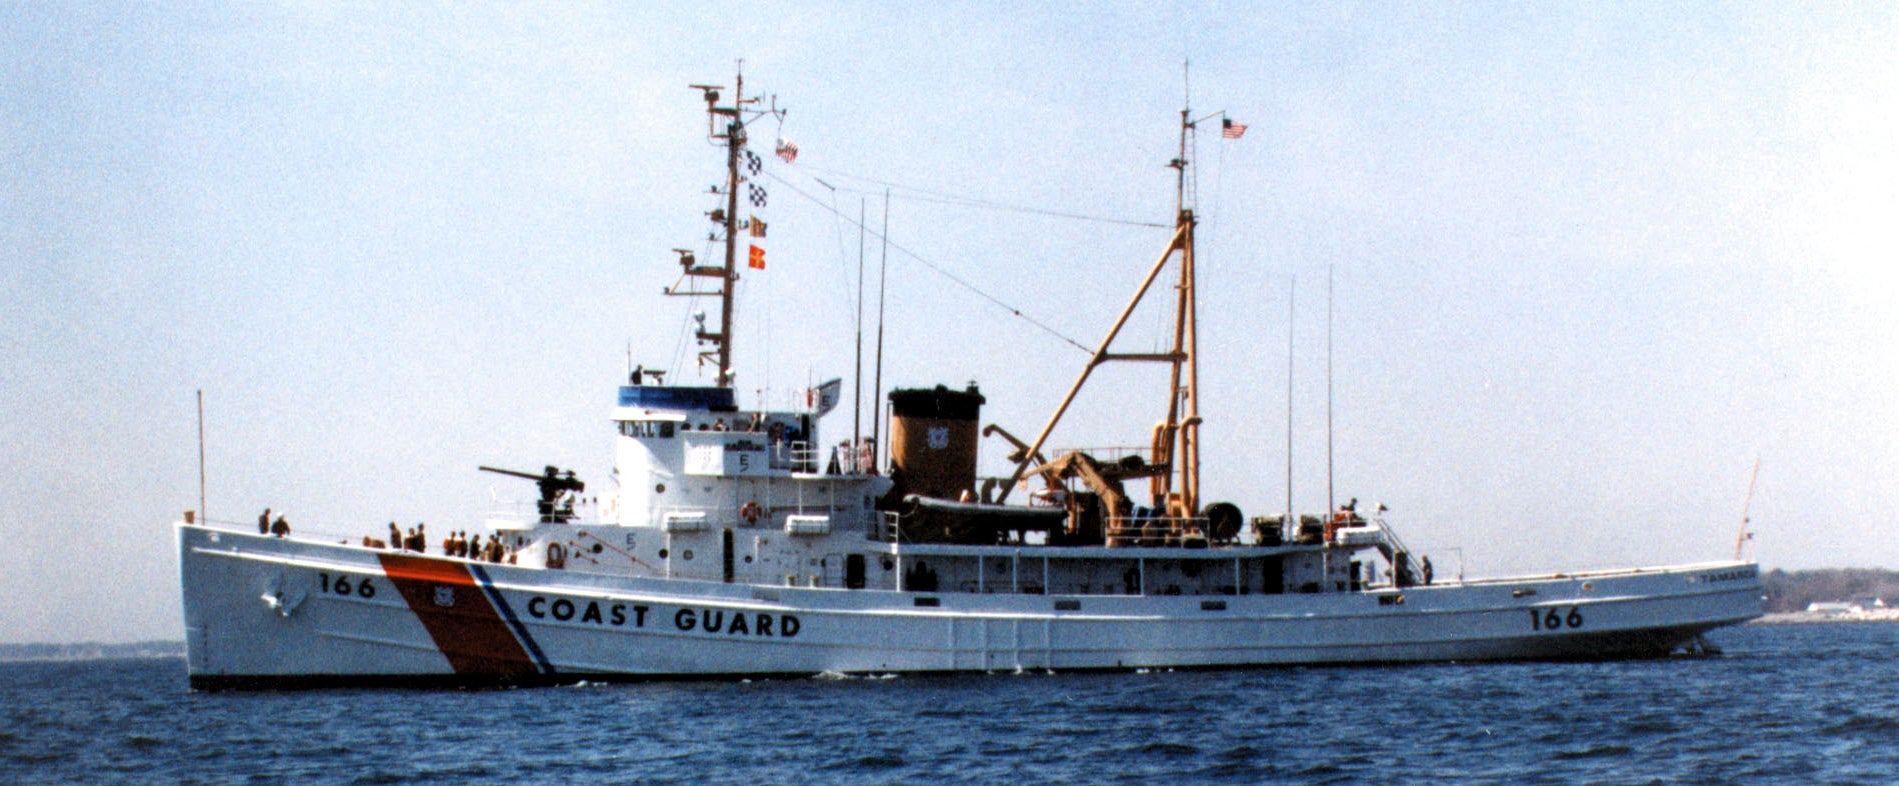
<box><xmin>995</xmin><ymin>109</ymin><xmax>1207</xmax><ymax>540</ymax></box>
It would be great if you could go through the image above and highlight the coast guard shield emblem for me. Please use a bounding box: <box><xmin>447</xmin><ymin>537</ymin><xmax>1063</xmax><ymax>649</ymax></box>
<box><xmin>432</xmin><ymin>586</ymin><xmax>456</xmax><ymax>608</ymax></box>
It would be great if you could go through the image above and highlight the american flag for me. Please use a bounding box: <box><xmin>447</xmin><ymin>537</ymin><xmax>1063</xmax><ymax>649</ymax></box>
<box><xmin>775</xmin><ymin>139</ymin><xmax>799</xmax><ymax>163</ymax></box>
<box><xmin>1222</xmin><ymin>118</ymin><xmax>1247</xmax><ymax>139</ymax></box>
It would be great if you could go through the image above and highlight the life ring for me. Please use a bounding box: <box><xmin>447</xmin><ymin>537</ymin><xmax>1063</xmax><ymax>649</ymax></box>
<box><xmin>546</xmin><ymin>542</ymin><xmax>567</xmax><ymax>569</ymax></box>
<box><xmin>740</xmin><ymin>501</ymin><xmax>763</xmax><ymax>524</ymax></box>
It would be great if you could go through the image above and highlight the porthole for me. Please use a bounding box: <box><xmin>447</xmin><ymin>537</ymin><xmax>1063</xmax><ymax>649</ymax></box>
<box><xmin>658</xmin><ymin>548</ymin><xmax>670</xmax><ymax>559</ymax></box>
<box><xmin>655</xmin><ymin>483</ymin><xmax>666</xmax><ymax>494</ymax></box>
<box><xmin>682</xmin><ymin>549</ymin><xmax>694</xmax><ymax>561</ymax></box>
<box><xmin>743</xmin><ymin>555</ymin><xmax>754</xmax><ymax>564</ymax></box>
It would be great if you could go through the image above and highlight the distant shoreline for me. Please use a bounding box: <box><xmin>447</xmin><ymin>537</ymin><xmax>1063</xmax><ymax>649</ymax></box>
<box><xmin>1754</xmin><ymin>611</ymin><xmax>1899</xmax><ymax>625</ymax></box>
<box><xmin>0</xmin><ymin>641</ymin><xmax>185</xmax><ymax>663</ymax></box>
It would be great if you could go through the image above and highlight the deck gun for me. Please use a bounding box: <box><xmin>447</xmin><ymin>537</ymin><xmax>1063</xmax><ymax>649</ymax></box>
<box><xmin>479</xmin><ymin>465</ymin><xmax>585</xmax><ymax>522</ymax></box>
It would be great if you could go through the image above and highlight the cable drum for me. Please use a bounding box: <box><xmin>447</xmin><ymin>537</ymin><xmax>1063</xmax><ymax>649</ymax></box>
<box><xmin>1204</xmin><ymin>501</ymin><xmax>1243</xmax><ymax>543</ymax></box>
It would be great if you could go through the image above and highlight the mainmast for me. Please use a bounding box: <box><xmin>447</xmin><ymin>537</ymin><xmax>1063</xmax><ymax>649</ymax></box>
<box><xmin>1161</xmin><ymin>106</ymin><xmax>1202</xmax><ymax>518</ymax></box>
<box><xmin>669</xmin><ymin>67</ymin><xmax>782</xmax><ymax>388</ymax></box>
<box><xmin>1000</xmin><ymin>107</ymin><xmax>1204</xmax><ymax>521</ymax></box>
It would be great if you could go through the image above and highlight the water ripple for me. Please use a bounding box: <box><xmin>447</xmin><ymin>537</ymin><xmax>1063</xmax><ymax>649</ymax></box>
<box><xmin>3</xmin><ymin>625</ymin><xmax>1898</xmax><ymax>786</ymax></box>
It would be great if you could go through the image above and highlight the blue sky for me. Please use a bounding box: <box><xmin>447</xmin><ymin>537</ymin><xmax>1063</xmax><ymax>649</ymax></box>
<box><xmin>3</xmin><ymin>2</ymin><xmax>1894</xmax><ymax>644</ymax></box>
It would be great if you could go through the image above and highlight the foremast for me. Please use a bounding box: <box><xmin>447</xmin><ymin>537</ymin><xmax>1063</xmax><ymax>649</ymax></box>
<box><xmin>669</xmin><ymin>67</ymin><xmax>783</xmax><ymax>388</ymax></box>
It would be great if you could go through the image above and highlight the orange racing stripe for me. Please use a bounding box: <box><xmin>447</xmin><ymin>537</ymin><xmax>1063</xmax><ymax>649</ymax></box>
<box><xmin>376</xmin><ymin>553</ymin><xmax>539</xmax><ymax>676</ymax></box>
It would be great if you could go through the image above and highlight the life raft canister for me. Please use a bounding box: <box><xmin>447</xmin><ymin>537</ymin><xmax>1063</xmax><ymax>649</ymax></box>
<box><xmin>546</xmin><ymin>542</ymin><xmax>567</xmax><ymax>569</ymax></box>
<box><xmin>1324</xmin><ymin>512</ymin><xmax>1351</xmax><ymax>543</ymax></box>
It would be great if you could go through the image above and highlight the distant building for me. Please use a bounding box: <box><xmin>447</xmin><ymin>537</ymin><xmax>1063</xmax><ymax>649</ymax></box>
<box><xmin>1805</xmin><ymin>602</ymin><xmax>1863</xmax><ymax>616</ymax></box>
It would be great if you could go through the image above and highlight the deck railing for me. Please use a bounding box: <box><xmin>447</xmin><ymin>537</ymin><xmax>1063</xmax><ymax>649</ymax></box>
<box><xmin>1103</xmin><ymin>515</ymin><xmax>1209</xmax><ymax>546</ymax></box>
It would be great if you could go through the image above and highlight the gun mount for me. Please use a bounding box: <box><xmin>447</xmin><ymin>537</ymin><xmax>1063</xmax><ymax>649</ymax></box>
<box><xmin>480</xmin><ymin>465</ymin><xmax>585</xmax><ymax>522</ymax></box>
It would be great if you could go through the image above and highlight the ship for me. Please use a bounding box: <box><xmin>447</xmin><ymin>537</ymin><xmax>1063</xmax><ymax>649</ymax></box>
<box><xmin>176</xmin><ymin>72</ymin><xmax>1763</xmax><ymax>689</ymax></box>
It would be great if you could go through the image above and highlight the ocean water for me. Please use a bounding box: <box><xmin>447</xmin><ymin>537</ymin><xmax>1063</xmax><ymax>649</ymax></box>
<box><xmin>4</xmin><ymin>623</ymin><xmax>1897</xmax><ymax>785</ymax></box>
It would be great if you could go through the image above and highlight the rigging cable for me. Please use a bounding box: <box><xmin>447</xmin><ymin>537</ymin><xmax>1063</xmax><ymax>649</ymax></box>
<box><xmin>760</xmin><ymin>169</ymin><xmax>1094</xmax><ymax>354</ymax></box>
<box><xmin>792</xmin><ymin>164</ymin><xmax>1169</xmax><ymax>229</ymax></box>
<box><xmin>816</xmin><ymin>178</ymin><xmax>859</xmax><ymax>333</ymax></box>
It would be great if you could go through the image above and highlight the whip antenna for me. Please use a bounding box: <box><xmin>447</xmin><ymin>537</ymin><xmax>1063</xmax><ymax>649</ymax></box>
<box><xmin>197</xmin><ymin>389</ymin><xmax>206</xmax><ymax>522</ymax></box>
<box><xmin>1734</xmin><ymin>457</ymin><xmax>1760</xmax><ymax>560</ymax></box>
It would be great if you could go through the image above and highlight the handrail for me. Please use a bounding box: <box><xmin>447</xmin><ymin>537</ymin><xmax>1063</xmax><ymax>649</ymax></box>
<box><xmin>1103</xmin><ymin>514</ymin><xmax>1208</xmax><ymax>547</ymax></box>
<box><xmin>188</xmin><ymin>516</ymin><xmax>362</xmax><ymax>543</ymax></box>
<box><xmin>770</xmin><ymin>439</ymin><xmax>818</xmax><ymax>471</ymax></box>
<box><xmin>1040</xmin><ymin>446</ymin><xmax>1154</xmax><ymax>460</ymax></box>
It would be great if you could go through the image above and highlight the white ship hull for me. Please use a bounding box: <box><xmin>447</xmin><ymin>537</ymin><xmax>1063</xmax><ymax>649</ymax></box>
<box><xmin>179</xmin><ymin>523</ymin><xmax>1761</xmax><ymax>689</ymax></box>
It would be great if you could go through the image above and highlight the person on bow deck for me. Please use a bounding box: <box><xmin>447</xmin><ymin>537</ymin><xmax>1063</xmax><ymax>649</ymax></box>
<box><xmin>257</xmin><ymin>508</ymin><xmax>271</xmax><ymax>534</ymax></box>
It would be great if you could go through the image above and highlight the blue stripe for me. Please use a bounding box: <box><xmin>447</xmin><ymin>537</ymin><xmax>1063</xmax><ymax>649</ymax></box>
<box><xmin>470</xmin><ymin>563</ymin><xmax>554</xmax><ymax>674</ymax></box>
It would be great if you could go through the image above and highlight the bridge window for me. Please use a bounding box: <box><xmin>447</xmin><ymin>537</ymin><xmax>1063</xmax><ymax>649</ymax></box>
<box><xmin>619</xmin><ymin>421</ymin><xmax>677</xmax><ymax>439</ymax></box>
